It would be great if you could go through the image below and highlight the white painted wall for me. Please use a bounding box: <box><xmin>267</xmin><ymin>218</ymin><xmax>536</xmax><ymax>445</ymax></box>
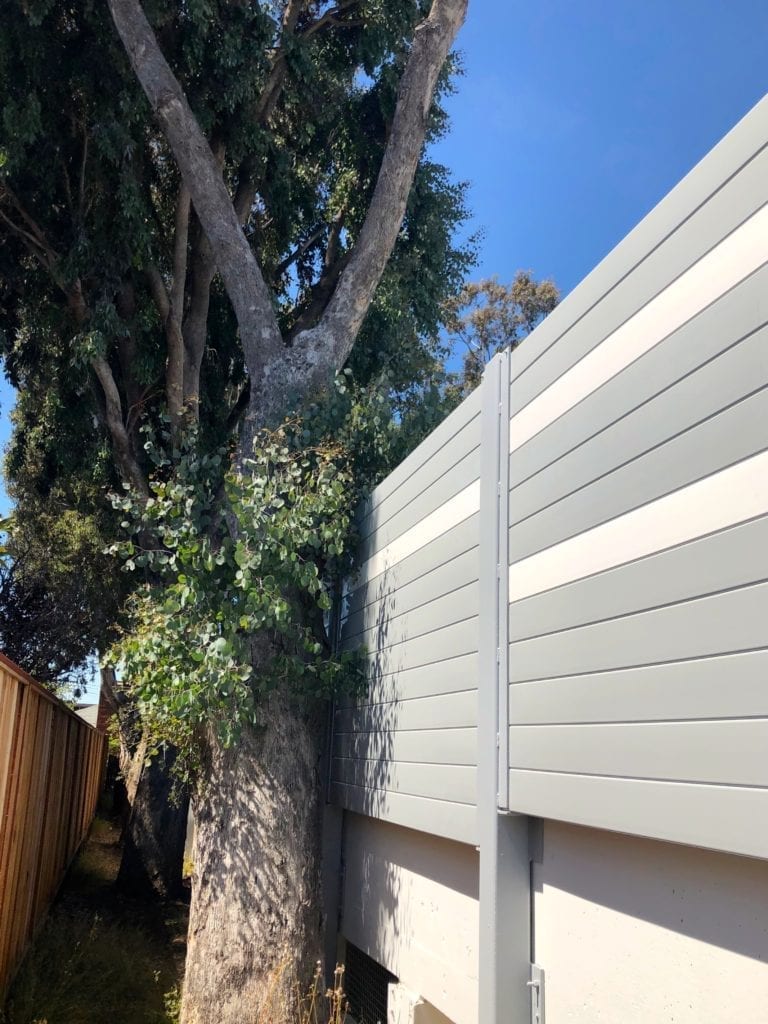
<box><xmin>534</xmin><ymin>820</ymin><xmax>768</xmax><ymax>1023</ymax></box>
<box><xmin>341</xmin><ymin>812</ymin><xmax>478</xmax><ymax>1024</ymax></box>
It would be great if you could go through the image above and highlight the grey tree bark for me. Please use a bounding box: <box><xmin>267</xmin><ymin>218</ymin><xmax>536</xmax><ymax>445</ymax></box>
<box><xmin>184</xmin><ymin>693</ymin><xmax>326</xmax><ymax>1022</ymax></box>
<box><xmin>106</xmin><ymin>1</ymin><xmax>469</xmax><ymax>1018</ymax></box>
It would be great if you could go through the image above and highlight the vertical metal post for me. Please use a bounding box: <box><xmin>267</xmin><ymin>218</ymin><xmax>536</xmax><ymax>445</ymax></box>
<box><xmin>478</xmin><ymin>351</ymin><xmax>530</xmax><ymax>1024</ymax></box>
<box><xmin>321</xmin><ymin>580</ymin><xmax>345</xmax><ymax>985</ymax></box>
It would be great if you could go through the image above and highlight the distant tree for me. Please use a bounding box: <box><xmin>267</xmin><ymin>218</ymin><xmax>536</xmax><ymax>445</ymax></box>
<box><xmin>444</xmin><ymin>271</ymin><xmax>559</xmax><ymax>394</ymax></box>
<box><xmin>0</xmin><ymin>503</ymin><xmax>126</xmax><ymax>693</ymax></box>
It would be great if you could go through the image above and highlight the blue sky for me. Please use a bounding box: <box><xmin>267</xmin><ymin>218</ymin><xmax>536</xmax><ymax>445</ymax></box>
<box><xmin>433</xmin><ymin>0</ymin><xmax>768</xmax><ymax>293</ymax></box>
<box><xmin>0</xmin><ymin>2</ymin><xmax>766</xmax><ymax>693</ymax></box>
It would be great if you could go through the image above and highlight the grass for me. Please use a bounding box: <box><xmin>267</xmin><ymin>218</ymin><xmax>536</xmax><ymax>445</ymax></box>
<box><xmin>2</xmin><ymin>816</ymin><xmax>187</xmax><ymax>1024</ymax></box>
<box><xmin>3</xmin><ymin>813</ymin><xmax>351</xmax><ymax>1024</ymax></box>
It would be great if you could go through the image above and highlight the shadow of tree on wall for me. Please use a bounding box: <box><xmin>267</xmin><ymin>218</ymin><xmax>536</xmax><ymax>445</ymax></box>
<box><xmin>332</xmin><ymin>553</ymin><xmax>406</xmax><ymax>816</ymax></box>
<box><xmin>330</xmin><ymin>557</ymin><xmax>403</xmax><ymax>961</ymax></box>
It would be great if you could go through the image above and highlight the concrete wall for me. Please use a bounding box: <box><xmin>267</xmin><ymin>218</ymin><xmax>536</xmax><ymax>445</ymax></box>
<box><xmin>533</xmin><ymin>820</ymin><xmax>768</xmax><ymax>1023</ymax></box>
<box><xmin>340</xmin><ymin>813</ymin><xmax>479</xmax><ymax>1024</ymax></box>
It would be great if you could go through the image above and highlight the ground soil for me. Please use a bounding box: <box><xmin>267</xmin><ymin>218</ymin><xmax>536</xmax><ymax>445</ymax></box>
<box><xmin>1</xmin><ymin>812</ymin><xmax>189</xmax><ymax>1024</ymax></box>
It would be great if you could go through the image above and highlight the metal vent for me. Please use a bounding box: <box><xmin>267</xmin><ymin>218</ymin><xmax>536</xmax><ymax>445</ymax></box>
<box><xmin>344</xmin><ymin>943</ymin><xmax>396</xmax><ymax>1024</ymax></box>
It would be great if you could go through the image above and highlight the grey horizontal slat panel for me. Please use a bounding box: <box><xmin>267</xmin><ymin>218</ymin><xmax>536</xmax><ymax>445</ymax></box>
<box><xmin>359</xmin><ymin>386</ymin><xmax>482</xmax><ymax>520</ymax></box>
<box><xmin>508</xmin><ymin>648</ymin><xmax>768</xmax><ymax>725</ymax></box>
<box><xmin>335</xmin><ymin>689</ymin><xmax>477</xmax><ymax>733</ymax></box>
<box><xmin>346</xmin><ymin>516</ymin><xmax>479</xmax><ymax>612</ymax></box>
<box><xmin>344</xmin><ymin>581</ymin><xmax>479</xmax><ymax>650</ymax></box>
<box><xmin>336</xmin><ymin>652</ymin><xmax>478</xmax><ymax>709</ymax></box>
<box><xmin>506</xmin><ymin>768</ymin><xmax>768</xmax><ymax>860</ymax></box>
<box><xmin>509</xmin><ymin>262</ymin><xmax>768</xmax><ymax>490</ymax></box>
<box><xmin>364</xmin><ymin>617</ymin><xmax>478</xmax><ymax>676</ymax></box>
<box><xmin>359</xmin><ymin>447</ymin><xmax>480</xmax><ymax>564</ymax></box>
<box><xmin>510</xmin><ymin>280</ymin><xmax>768</xmax><ymax>518</ymax></box>
<box><xmin>509</xmin><ymin>579</ymin><xmax>768</xmax><ymax>683</ymax></box>
<box><xmin>508</xmin><ymin>720</ymin><xmax>768</xmax><ymax>786</ymax></box>
<box><xmin>509</xmin><ymin>386</ymin><xmax>768</xmax><ymax>563</ymax></box>
<box><xmin>330</xmin><ymin>758</ymin><xmax>476</xmax><ymax>805</ymax></box>
<box><xmin>508</xmin><ymin>514</ymin><xmax>768</xmax><ymax>642</ymax></box>
<box><xmin>507</xmin><ymin>97</ymin><xmax>768</xmax><ymax>389</ymax></box>
<box><xmin>509</xmin><ymin>134</ymin><xmax>768</xmax><ymax>410</ymax></box>
<box><xmin>333</xmin><ymin>727</ymin><xmax>476</xmax><ymax>766</ymax></box>
<box><xmin>329</xmin><ymin>782</ymin><xmax>477</xmax><ymax>846</ymax></box>
<box><xmin>343</xmin><ymin>546</ymin><xmax>479</xmax><ymax>637</ymax></box>
<box><xmin>358</xmin><ymin>414</ymin><xmax>481</xmax><ymax>543</ymax></box>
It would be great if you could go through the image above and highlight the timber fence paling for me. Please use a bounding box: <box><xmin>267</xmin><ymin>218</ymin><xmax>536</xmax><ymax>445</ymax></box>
<box><xmin>0</xmin><ymin>654</ymin><xmax>106</xmax><ymax>997</ymax></box>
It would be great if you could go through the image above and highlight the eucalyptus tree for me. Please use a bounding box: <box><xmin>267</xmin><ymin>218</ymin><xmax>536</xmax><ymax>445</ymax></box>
<box><xmin>1</xmin><ymin>1</ymin><xmax>471</xmax><ymax>1017</ymax></box>
<box><xmin>444</xmin><ymin>272</ymin><xmax>560</xmax><ymax>394</ymax></box>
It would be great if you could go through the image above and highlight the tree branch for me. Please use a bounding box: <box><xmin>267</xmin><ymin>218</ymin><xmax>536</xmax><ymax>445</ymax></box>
<box><xmin>108</xmin><ymin>0</ymin><xmax>286</xmax><ymax>384</ymax></box>
<box><xmin>91</xmin><ymin>355</ymin><xmax>149</xmax><ymax>497</ymax></box>
<box><xmin>180</xmin><ymin>141</ymin><xmax>225</xmax><ymax>418</ymax></box>
<box><xmin>145</xmin><ymin>265</ymin><xmax>170</xmax><ymax>322</ymax></box>
<box><xmin>232</xmin><ymin>0</ymin><xmax>307</xmax><ymax>225</ymax></box>
<box><xmin>272</xmin><ymin>223</ymin><xmax>326</xmax><ymax>282</ymax></box>
<box><xmin>167</xmin><ymin>183</ymin><xmax>191</xmax><ymax>438</ymax></box>
<box><xmin>299</xmin><ymin>1</ymin><xmax>363</xmax><ymax>41</ymax></box>
<box><xmin>276</xmin><ymin>0</ymin><xmax>468</xmax><ymax>402</ymax></box>
<box><xmin>108</xmin><ymin>0</ymin><xmax>467</xmax><ymax>440</ymax></box>
<box><xmin>171</xmin><ymin>183</ymin><xmax>190</xmax><ymax>317</ymax></box>
<box><xmin>78</xmin><ymin>122</ymin><xmax>89</xmax><ymax>218</ymax></box>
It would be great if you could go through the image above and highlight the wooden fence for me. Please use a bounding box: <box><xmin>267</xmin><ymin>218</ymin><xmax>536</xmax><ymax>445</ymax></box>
<box><xmin>0</xmin><ymin>653</ymin><xmax>105</xmax><ymax>995</ymax></box>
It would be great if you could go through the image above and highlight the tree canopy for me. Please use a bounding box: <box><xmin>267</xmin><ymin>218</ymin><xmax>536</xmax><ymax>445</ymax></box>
<box><xmin>0</xmin><ymin>0</ymin><xmax>477</xmax><ymax>704</ymax></box>
<box><xmin>0</xmin><ymin>3</ymin><xmax>564</xmax><ymax>1015</ymax></box>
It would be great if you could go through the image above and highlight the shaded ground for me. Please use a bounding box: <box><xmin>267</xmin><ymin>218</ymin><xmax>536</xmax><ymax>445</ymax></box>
<box><xmin>2</xmin><ymin>816</ymin><xmax>188</xmax><ymax>1024</ymax></box>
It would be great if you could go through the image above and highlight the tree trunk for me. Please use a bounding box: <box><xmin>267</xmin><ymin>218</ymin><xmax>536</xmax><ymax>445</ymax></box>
<box><xmin>181</xmin><ymin>690</ymin><xmax>326</xmax><ymax>1024</ymax></box>
<box><xmin>117</xmin><ymin>744</ymin><xmax>190</xmax><ymax>901</ymax></box>
<box><xmin>103</xmin><ymin>668</ymin><xmax>190</xmax><ymax>900</ymax></box>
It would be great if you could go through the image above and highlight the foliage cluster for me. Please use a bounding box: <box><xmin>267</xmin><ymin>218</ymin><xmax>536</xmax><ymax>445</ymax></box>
<box><xmin>0</xmin><ymin>0</ymin><xmax>478</xmax><ymax>702</ymax></box>
<box><xmin>0</xmin><ymin>503</ymin><xmax>126</xmax><ymax>692</ymax></box>
<box><xmin>107</xmin><ymin>377</ymin><xmax>400</xmax><ymax>757</ymax></box>
<box><xmin>443</xmin><ymin>272</ymin><xmax>560</xmax><ymax>394</ymax></box>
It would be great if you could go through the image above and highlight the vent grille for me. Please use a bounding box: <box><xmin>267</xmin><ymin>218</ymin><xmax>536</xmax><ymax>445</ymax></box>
<box><xmin>344</xmin><ymin>942</ymin><xmax>396</xmax><ymax>1024</ymax></box>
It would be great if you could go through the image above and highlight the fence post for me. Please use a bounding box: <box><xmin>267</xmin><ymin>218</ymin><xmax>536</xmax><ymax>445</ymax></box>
<box><xmin>478</xmin><ymin>350</ymin><xmax>530</xmax><ymax>1024</ymax></box>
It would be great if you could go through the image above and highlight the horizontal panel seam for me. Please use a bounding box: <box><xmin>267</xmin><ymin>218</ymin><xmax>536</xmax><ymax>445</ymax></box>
<box><xmin>344</xmin><ymin>587</ymin><xmax>479</xmax><ymax>647</ymax></box>
<box><xmin>508</xmin><ymin>147</ymin><xmax>768</xmax><ymax>391</ymax></box>
<box><xmin>507</xmin><ymin>766</ymin><xmax>768</xmax><ymax>790</ymax></box>
<box><xmin>508</xmin><ymin>509</ymin><xmax>768</xmax><ymax>607</ymax></box>
<box><xmin>508</xmin><ymin>643</ymin><xmax>768</xmax><ymax>683</ymax></box>
<box><xmin>509</xmin><ymin>380</ymin><xmax>768</xmax><ymax>538</ymax></box>
<box><xmin>334</xmin><ymin>725</ymin><xmax>477</xmax><ymax>737</ymax></box>
<box><xmin>345</xmin><ymin>577</ymin><xmax>478</xmax><ymax>628</ymax></box>
<box><xmin>330</xmin><ymin>780</ymin><xmax>477</xmax><ymax>806</ymax></box>
<box><xmin>335</xmin><ymin>686</ymin><xmax>477</xmax><ymax>711</ymax></box>
<box><xmin>360</xmin><ymin>481</ymin><xmax>481</xmax><ymax>581</ymax></box>
<box><xmin>508</xmin><ymin>306</ymin><xmax>768</xmax><ymax>500</ymax></box>
<box><xmin>507</xmin><ymin>446</ymin><xmax>768</xmax><ymax>597</ymax></box>
<box><xmin>509</xmin><ymin>716</ymin><xmax>768</xmax><ymax>728</ymax></box>
<box><xmin>361</xmin><ymin>408</ymin><xmax>481</xmax><ymax>519</ymax></box>
<box><xmin>332</xmin><ymin>756</ymin><xmax>476</xmax><ymax>769</ymax></box>
<box><xmin>359</xmin><ymin>440</ymin><xmax>482</xmax><ymax>543</ymax></box>
<box><xmin>347</xmin><ymin>540</ymin><xmax>479</xmax><ymax>608</ymax></box>
<box><xmin>348</xmin><ymin>649</ymin><xmax>478</xmax><ymax>683</ymax></box>
<box><xmin>353</xmin><ymin>614</ymin><xmax>478</xmax><ymax>657</ymax></box>
<box><xmin>508</xmin><ymin>572</ymin><xmax>768</xmax><ymax>642</ymax></box>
